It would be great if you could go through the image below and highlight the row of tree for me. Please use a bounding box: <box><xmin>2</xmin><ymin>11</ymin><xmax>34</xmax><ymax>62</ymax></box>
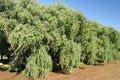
<box><xmin>0</xmin><ymin>0</ymin><xmax>120</xmax><ymax>79</ymax></box>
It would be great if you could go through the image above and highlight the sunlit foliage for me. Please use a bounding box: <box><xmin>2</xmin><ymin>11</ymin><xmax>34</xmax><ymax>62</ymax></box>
<box><xmin>0</xmin><ymin>0</ymin><xmax>120</xmax><ymax>79</ymax></box>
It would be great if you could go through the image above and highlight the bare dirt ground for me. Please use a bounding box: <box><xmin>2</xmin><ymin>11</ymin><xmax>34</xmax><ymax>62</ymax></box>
<box><xmin>0</xmin><ymin>61</ymin><xmax>120</xmax><ymax>80</ymax></box>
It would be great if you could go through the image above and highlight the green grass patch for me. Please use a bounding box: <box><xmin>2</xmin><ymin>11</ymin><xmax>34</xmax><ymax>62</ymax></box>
<box><xmin>0</xmin><ymin>64</ymin><xmax>11</xmax><ymax>71</ymax></box>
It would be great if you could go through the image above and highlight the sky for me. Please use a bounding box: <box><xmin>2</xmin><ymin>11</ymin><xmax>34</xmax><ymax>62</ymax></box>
<box><xmin>38</xmin><ymin>0</ymin><xmax>120</xmax><ymax>31</ymax></box>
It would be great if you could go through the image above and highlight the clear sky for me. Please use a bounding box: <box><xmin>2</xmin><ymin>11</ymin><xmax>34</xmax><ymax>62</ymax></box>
<box><xmin>38</xmin><ymin>0</ymin><xmax>120</xmax><ymax>31</ymax></box>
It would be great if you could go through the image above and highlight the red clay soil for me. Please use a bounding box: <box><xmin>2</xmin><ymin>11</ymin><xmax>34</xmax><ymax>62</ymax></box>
<box><xmin>0</xmin><ymin>61</ymin><xmax>120</xmax><ymax>80</ymax></box>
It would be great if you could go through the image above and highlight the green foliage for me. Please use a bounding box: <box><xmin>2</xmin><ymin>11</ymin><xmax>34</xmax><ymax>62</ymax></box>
<box><xmin>0</xmin><ymin>0</ymin><xmax>120</xmax><ymax>79</ymax></box>
<box><xmin>25</xmin><ymin>46</ymin><xmax>52</xmax><ymax>79</ymax></box>
<box><xmin>60</xmin><ymin>40</ymin><xmax>81</xmax><ymax>72</ymax></box>
<box><xmin>0</xmin><ymin>0</ymin><xmax>15</xmax><ymax>12</ymax></box>
<box><xmin>79</xmin><ymin>21</ymin><xmax>120</xmax><ymax>64</ymax></box>
<box><xmin>0</xmin><ymin>64</ymin><xmax>11</xmax><ymax>71</ymax></box>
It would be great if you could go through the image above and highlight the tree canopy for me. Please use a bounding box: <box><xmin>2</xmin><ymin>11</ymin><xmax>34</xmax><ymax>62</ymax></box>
<box><xmin>0</xmin><ymin>0</ymin><xmax>120</xmax><ymax>79</ymax></box>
